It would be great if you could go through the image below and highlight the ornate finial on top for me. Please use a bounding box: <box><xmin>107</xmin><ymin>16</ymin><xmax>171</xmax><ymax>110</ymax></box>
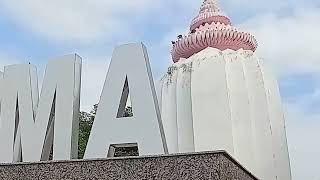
<box><xmin>171</xmin><ymin>0</ymin><xmax>258</xmax><ymax>62</ymax></box>
<box><xmin>190</xmin><ymin>0</ymin><xmax>231</xmax><ymax>31</ymax></box>
<box><xmin>200</xmin><ymin>0</ymin><xmax>220</xmax><ymax>13</ymax></box>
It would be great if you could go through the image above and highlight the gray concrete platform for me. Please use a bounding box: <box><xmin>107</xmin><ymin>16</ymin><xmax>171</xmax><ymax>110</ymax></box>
<box><xmin>0</xmin><ymin>151</ymin><xmax>258</xmax><ymax>180</ymax></box>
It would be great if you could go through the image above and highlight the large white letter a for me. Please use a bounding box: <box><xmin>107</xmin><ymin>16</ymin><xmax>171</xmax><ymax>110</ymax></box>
<box><xmin>84</xmin><ymin>43</ymin><xmax>168</xmax><ymax>158</ymax></box>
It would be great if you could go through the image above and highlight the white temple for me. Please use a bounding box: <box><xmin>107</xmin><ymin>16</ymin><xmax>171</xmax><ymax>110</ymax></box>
<box><xmin>157</xmin><ymin>0</ymin><xmax>292</xmax><ymax>179</ymax></box>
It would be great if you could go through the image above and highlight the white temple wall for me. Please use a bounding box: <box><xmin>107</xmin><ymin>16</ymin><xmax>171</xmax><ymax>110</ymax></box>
<box><xmin>176</xmin><ymin>59</ymin><xmax>195</xmax><ymax>153</ymax></box>
<box><xmin>260</xmin><ymin>61</ymin><xmax>292</xmax><ymax>180</ymax></box>
<box><xmin>191</xmin><ymin>49</ymin><xmax>234</xmax><ymax>155</ymax></box>
<box><xmin>242</xmin><ymin>57</ymin><xmax>276</xmax><ymax>180</ymax></box>
<box><xmin>161</xmin><ymin>65</ymin><xmax>179</xmax><ymax>153</ymax></box>
<box><xmin>224</xmin><ymin>51</ymin><xmax>255</xmax><ymax>174</ymax></box>
<box><xmin>158</xmin><ymin>48</ymin><xmax>291</xmax><ymax>180</ymax></box>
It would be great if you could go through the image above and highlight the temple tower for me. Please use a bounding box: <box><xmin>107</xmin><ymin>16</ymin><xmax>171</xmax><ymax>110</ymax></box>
<box><xmin>158</xmin><ymin>0</ymin><xmax>292</xmax><ymax>179</ymax></box>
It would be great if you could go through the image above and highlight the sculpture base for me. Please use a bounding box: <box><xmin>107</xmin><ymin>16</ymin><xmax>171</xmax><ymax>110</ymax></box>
<box><xmin>0</xmin><ymin>151</ymin><xmax>257</xmax><ymax>180</ymax></box>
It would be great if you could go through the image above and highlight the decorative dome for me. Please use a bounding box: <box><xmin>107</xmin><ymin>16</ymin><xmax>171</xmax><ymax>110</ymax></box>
<box><xmin>190</xmin><ymin>0</ymin><xmax>231</xmax><ymax>31</ymax></box>
<box><xmin>171</xmin><ymin>0</ymin><xmax>258</xmax><ymax>62</ymax></box>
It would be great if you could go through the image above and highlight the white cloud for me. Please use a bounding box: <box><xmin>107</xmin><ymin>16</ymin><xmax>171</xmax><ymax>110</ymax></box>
<box><xmin>285</xmin><ymin>102</ymin><xmax>320</xmax><ymax>180</ymax></box>
<box><xmin>80</xmin><ymin>54</ymin><xmax>109</xmax><ymax>111</ymax></box>
<box><xmin>0</xmin><ymin>0</ymin><xmax>154</xmax><ymax>43</ymax></box>
<box><xmin>224</xmin><ymin>0</ymin><xmax>317</xmax><ymax>14</ymax></box>
<box><xmin>0</xmin><ymin>52</ymin><xmax>21</xmax><ymax>71</ymax></box>
<box><xmin>0</xmin><ymin>0</ymin><xmax>203</xmax><ymax>44</ymax></box>
<box><xmin>239</xmin><ymin>7</ymin><xmax>320</xmax><ymax>76</ymax></box>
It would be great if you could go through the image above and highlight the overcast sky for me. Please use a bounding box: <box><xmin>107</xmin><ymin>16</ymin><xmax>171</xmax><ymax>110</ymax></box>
<box><xmin>0</xmin><ymin>0</ymin><xmax>319</xmax><ymax>179</ymax></box>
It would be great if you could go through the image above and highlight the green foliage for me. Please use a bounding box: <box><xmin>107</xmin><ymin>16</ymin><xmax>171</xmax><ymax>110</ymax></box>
<box><xmin>122</xmin><ymin>106</ymin><xmax>133</xmax><ymax>117</ymax></box>
<box><xmin>78</xmin><ymin>111</ymin><xmax>94</xmax><ymax>159</ymax></box>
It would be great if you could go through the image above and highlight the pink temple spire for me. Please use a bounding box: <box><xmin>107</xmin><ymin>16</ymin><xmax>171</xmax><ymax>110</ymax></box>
<box><xmin>171</xmin><ymin>0</ymin><xmax>258</xmax><ymax>62</ymax></box>
<box><xmin>190</xmin><ymin>0</ymin><xmax>231</xmax><ymax>31</ymax></box>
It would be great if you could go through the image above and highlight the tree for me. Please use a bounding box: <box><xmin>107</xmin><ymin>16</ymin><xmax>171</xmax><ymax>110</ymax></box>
<box><xmin>78</xmin><ymin>111</ymin><xmax>94</xmax><ymax>159</ymax></box>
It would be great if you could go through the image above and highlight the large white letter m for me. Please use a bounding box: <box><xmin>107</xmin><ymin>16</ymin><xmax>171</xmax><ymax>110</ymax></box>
<box><xmin>0</xmin><ymin>55</ymin><xmax>81</xmax><ymax>163</ymax></box>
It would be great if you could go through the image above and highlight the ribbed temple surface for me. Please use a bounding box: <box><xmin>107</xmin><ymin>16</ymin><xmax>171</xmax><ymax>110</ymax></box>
<box><xmin>171</xmin><ymin>0</ymin><xmax>258</xmax><ymax>63</ymax></box>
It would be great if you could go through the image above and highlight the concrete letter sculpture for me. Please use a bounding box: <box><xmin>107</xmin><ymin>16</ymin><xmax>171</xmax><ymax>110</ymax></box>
<box><xmin>0</xmin><ymin>55</ymin><xmax>81</xmax><ymax>163</ymax></box>
<box><xmin>84</xmin><ymin>43</ymin><xmax>168</xmax><ymax>158</ymax></box>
